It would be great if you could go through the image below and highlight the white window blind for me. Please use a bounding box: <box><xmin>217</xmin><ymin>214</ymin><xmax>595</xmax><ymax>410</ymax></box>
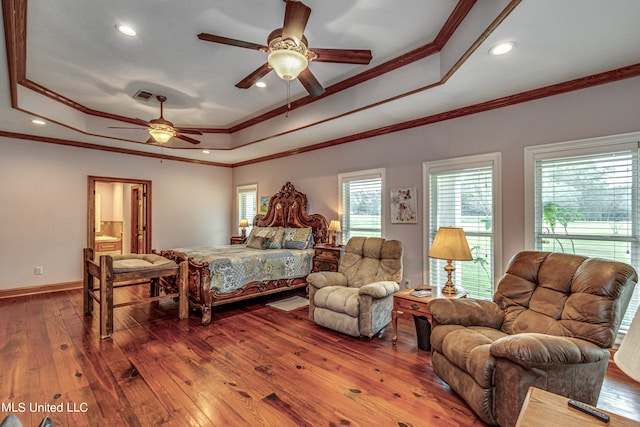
<box><xmin>339</xmin><ymin>169</ymin><xmax>384</xmax><ymax>242</ymax></box>
<box><xmin>534</xmin><ymin>148</ymin><xmax>640</xmax><ymax>333</ymax></box>
<box><xmin>428</xmin><ymin>164</ymin><xmax>496</xmax><ymax>299</ymax></box>
<box><xmin>237</xmin><ymin>184</ymin><xmax>257</xmax><ymax>235</ymax></box>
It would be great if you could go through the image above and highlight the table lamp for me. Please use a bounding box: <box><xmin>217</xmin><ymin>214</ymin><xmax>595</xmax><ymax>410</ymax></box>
<box><xmin>428</xmin><ymin>226</ymin><xmax>473</xmax><ymax>295</ymax></box>
<box><xmin>614</xmin><ymin>307</ymin><xmax>640</xmax><ymax>382</ymax></box>
<box><xmin>328</xmin><ymin>220</ymin><xmax>342</xmax><ymax>246</ymax></box>
<box><xmin>239</xmin><ymin>219</ymin><xmax>249</xmax><ymax>239</ymax></box>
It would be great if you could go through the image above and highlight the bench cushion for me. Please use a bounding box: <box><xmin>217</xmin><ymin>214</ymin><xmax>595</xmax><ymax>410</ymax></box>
<box><xmin>112</xmin><ymin>254</ymin><xmax>177</xmax><ymax>273</ymax></box>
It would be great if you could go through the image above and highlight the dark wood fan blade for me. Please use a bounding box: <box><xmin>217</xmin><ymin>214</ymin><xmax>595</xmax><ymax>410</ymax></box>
<box><xmin>310</xmin><ymin>48</ymin><xmax>372</xmax><ymax>64</ymax></box>
<box><xmin>282</xmin><ymin>1</ymin><xmax>311</xmax><ymax>44</ymax></box>
<box><xmin>298</xmin><ymin>68</ymin><xmax>324</xmax><ymax>97</ymax></box>
<box><xmin>235</xmin><ymin>63</ymin><xmax>273</xmax><ymax>89</ymax></box>
<box><xmin>176</xmin><ymin>128</ymin><xmax>203</xmax><ymax>135</ymax></box>
<box><xmin>108</xmin><ymin>126</ymin><xmax>147</xmax><ymax>130</ymax></box>
<box><xmin>197</xmin><ymin>33</ymin><xmax>267</xmax><ymax>51</ymax></box>
<box><xmin>176</xmin><ymin>134</ymin><xmax>201</xmax><ymax>145</ymax></box>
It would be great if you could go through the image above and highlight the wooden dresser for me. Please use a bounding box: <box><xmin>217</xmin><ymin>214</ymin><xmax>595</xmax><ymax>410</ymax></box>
<box><xmin>312</xmin><ymin>244</ymin><xmax>344</xmax><ymax>272</ymax></box>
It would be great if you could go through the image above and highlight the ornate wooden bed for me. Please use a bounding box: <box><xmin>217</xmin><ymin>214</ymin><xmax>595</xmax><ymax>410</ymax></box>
<box><xmin>160</xmin><ymin>182</ymin><xmax>328</xmax><ymax>325</ymax></box>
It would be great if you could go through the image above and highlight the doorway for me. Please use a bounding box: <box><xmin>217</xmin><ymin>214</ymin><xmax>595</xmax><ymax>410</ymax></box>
<box><xmin>87</xmin><ymin>176</ymin><xmax>152</xmax><ymax>256</ymax></box>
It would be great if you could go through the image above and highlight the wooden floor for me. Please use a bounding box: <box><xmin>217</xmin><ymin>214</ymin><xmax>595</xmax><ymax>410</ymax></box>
<box><xmin>1</xmin><ymin>288</ymin><xmax>639</xmax><ymax>427</ymax></box>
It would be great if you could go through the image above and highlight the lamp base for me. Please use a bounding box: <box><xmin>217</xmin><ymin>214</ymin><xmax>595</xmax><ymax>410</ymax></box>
<box><xmin>441</xmin><ymin>260</ymin><xmax>459</xmax><ymax>295</ymax></box>
<box><xmin>441</xmin><ymin>281</ymin><xmax>458</xmax><ymax>295</ymax></box>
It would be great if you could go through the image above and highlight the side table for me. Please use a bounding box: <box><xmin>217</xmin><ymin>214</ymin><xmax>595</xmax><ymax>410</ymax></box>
<box><xmin>392</xmin><ymin>286</ymin><xmax>467</xmax><ymax>346</ymax></box>
<box><xmin>516</xmin><ymin>386</ymin><xmax>636</xmax><ymax>426</ymax></box>
<box><xmin>230</xmin><ymin>236</ymin><xmax>246</xmax><ymax>245</ymax></box>
<box><xmin>312</xmin><ymin>244</ymin><xmax>344</xmax><ymax>272</ymax></box>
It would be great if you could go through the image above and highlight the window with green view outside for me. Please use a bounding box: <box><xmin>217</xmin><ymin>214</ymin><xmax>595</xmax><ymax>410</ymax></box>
<box><xmin>425</xmin><ymin>153</ymin><xmax>502</xmax><ymax>300</ymax></box>
<box><xmin>526</xmin><ymin>135</ymin><xmax>640</xmax><ymax>336</ymax></box>
<box><xmin>339</xmin><ymin>169</ymin><xmax>385</xmax><ymax>242</ymax></box>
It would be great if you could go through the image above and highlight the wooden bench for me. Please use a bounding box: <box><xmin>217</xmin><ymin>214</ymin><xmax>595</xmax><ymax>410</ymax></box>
<box><xmin>83</xmin><ymin>248</ymin><xmax>188</xmax><ymax>339</ymax></box>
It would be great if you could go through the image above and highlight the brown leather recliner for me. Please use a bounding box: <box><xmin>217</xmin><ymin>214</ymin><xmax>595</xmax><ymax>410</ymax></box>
<box><xmin>308</xmin><ymin>237</ymin><xmax>404</xmax><ymax>338</ymax></box>
<box><xmin>428</xmin><ymin>251</ymin><xmax>637</xmax><ymax>427</ymax></box>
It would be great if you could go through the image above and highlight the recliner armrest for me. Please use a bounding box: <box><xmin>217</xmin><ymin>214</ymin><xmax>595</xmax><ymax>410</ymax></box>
<box><xmin>490</xmin><ymin>333</ymin><xmax>609</xmax><ymax>368</ymax></box>
<box><xmin>428</xmin><ymin>298</ymin><xmax>504</xmax><ymax>328</ymax></box>
<box><xmin>358</xmin><ymin>281</ymin><xmax>400</xmax><ymax>298</ymax></box>
<box><xmin>307</xmin><ymin>271</ymin><xmax>348</xmax><ymax>289</ymax></box>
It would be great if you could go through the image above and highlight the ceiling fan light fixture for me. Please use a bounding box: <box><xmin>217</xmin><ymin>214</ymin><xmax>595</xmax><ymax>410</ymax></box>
<box><xmin>148</xmin><ymin>124</ymin><xmax>176</xmax><ymax>143</ymax></box>
<box><xmin>268</xmin><ymin>49</ymin><xmax>308</xmax><ymax>81</ymax></box>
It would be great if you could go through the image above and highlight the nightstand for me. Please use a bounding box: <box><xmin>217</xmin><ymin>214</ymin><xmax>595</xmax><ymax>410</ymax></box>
<box><xmin>230</xmin><ymin>236</ymin><xmax>246</xmax><ymax>245</ymax></box>
<box><xmin>312</xmin><ymin>244</ymin><xmax>344</xmax><ymax>272</ymax></box>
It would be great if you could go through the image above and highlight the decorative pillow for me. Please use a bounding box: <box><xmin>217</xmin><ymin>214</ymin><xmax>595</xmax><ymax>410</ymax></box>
<box><xmin>248</xmin><ymin>226</ymin><xmax>277</xmax><ymax>238</ymax></box>
<box><xmin>265</xmin><ymin>227</ymin><xmax>286</xmax><ymax>249</ymax></box>
<box><xmin>246</xmin><ymin>234</ymin><xmax>270</xmax><ymax>250</ymax></box>
<box><xmin>249</xmin><ymin>227</ymin><xmax>271</xmax><ymax>239</ymax></box>
<box><xmin>283</xmin><ymin>227</ymin><xmax>313</xmax><ymax>250</ymax></box>
<box><xmin>247</xmin><ymin>227</ymin><xmax>263</xmax><ymax>240</ymax></box>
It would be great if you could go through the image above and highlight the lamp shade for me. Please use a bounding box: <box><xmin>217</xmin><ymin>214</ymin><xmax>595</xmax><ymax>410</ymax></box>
<box><xmin>328</xmin><ymin>220</ymin><xmax>341</xmax><ymax>232</ymax></box>
<box><xmin>239</xmin><ymin>219</ymin><xmax>249</xmax><ymax>228</ymax></box>
<box><xmin>428</xmin><ymin>227</ymin><xmax>473</xmax><ymax>261</ymax></box>
<box><xmin>614</xmin><ymin>307</ymin><xmax>640</xmax><ymax>382</ymax></box>
<box><xmin>267</xmin><ymin>49</ymin><xmax>308</xmax><ymax>80</ymax></box>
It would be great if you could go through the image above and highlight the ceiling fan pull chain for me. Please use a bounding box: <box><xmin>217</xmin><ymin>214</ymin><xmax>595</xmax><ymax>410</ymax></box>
<box><xmin>286</xmin><ymin>80</ymin><xmax>291</xmax><ymax>118</ymax></box>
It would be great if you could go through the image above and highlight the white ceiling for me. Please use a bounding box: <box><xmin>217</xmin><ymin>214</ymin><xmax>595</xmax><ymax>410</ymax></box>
<box><xmin>1</xmin><ymin>0</ymin><xmax>640</xmax><ymax>165</ymax></box>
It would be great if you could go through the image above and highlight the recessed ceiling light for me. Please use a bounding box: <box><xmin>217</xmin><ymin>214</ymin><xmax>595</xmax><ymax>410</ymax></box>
<box><xmin>31</xmin><ymin>119</ymin><xmax>46</xmax><ymax>125</ymax></box>
<box><xmin>116</xmin><ymin>24</ymin><xmax>136</xmax><ymax>37</ymax></box>
<box><xmin>489</xmin><ymin>41</ymin><xmax>516</xmax><ymax>56</ymax></box>
<box><xmin>202</xmin><ymin>150</ymin><xmax>210</xmax><ymax>154</ymax></box>
<box><xmin>255</xmin><ymin>81</ymin><xmax>267</xmax><ymax>88</ymax></box>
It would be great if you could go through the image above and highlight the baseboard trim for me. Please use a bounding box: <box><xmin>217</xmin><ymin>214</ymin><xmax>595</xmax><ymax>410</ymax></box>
<box><xmin>0</xmin><ymin>281</ymin><xmax>82</xmax><ymax>299</ymax></box>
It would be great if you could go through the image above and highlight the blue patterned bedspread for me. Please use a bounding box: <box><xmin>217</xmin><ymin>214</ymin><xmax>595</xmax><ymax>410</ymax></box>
<box><xmin>170</xmin><ymin>245</ymin><xmax>314</xmax><ymax>293</ymax></box>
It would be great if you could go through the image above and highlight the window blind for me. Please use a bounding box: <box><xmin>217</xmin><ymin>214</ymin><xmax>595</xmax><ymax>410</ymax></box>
<box><xmin>534</xmin><ymin>149</ymin><xmax>639</xmax><ymax>333</ymax></box>
<box><xmin>429</xmin><ymin>165</ymin><xmax>495</xmax><ymax>299</ymax></box>
<box><xmin>340</xmin><ymin>174</ymin><xmax>382</xmax><ymax>241</ymax></box>
<box><xmin>237</xmin><ymin>185</ymin><xmax>257</xmax><ymax>234</ymax></box>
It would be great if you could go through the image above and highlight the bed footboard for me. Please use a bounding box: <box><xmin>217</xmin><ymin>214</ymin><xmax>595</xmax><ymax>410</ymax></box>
<box><xmin>159</xmin><ymin>249</ymin><xmax>213</xmax><ymax>321</ymax></box>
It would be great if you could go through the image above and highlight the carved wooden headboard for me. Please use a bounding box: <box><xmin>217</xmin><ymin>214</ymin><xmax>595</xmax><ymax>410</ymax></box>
<box><xmin>253</xmin><ymin>181</ymin><xmax>329</xmax><ymax>245</ymax></box>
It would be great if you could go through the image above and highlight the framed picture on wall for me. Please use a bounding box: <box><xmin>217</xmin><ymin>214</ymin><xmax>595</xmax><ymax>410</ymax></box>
<box><xmin>260</xmin><ymin>197</ymin><xmax>270</xmax><ymax>213</ymax></box>
<box><xmin>390</xmin><ymin>187</ymin><xmax>417</xmax><ymax>223</ymax></box>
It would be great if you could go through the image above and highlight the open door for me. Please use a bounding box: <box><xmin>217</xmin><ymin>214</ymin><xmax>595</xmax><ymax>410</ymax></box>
<box><xmin>88</xmin><ymin>176</ymin><xmax>152</xmax><ymax>255</ymax></box>
<box><xmin>130</xmin><ymin>184</ymin><xmax>147</xmax><ymax>253</ymax></box>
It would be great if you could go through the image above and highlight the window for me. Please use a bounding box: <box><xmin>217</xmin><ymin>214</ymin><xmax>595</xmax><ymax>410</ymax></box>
<box><xmin>424</xmin><ymin>153</ymin><xmax>502</xmax><ymax>299</ymax></box>
<box><xmin>237</xmin><ymin>184</ymin><xmax>257</xmax><ymax>235</ymax></box>
<box><xmin>525</xmin><ymin>133</ymin><xmax>640</xmax><ymax>335</ymax></box>
<box><xmin>339</xmin><ymin>169</ymin><xmax>385</xmax><ymax>242</ymax></box>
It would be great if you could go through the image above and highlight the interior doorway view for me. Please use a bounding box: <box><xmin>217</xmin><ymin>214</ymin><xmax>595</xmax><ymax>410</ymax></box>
<box><xmin>87</xmin><ymin>176</ymin><xmax>152</xmax><ymax>257</ymax></box>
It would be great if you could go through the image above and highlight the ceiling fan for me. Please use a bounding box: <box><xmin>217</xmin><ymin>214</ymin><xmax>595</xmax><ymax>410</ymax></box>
<box><xmin>197</xmin><ymin>0</ymin><xmax>372</xmax><ymax>97</ymax></box>
<box><xmin>109</xmin><ymin>96</ymin><xmax>202</xmax><ymax>144</ymax></box>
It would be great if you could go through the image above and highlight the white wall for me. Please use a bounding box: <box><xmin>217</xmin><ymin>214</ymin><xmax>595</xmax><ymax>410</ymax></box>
<box><xmin>2</xmin><ymin>76</ymin><xmax>639</xmax><ymax>291</ymax></box>
<box><xmin>0</xmin><ymin>139</ymin><xmax>232</xmax><ymax>290</ymax></box>
<box><xmin>232</xmin><ymin>76</ymin><xmax>640</xmax><ymax>287</ymax></box>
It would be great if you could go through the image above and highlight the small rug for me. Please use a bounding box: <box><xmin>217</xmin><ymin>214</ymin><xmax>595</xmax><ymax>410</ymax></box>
<box><xmin>266</xmin><ymin>295</ymin><xmax>309</xmax><ymax>312</ymax></box>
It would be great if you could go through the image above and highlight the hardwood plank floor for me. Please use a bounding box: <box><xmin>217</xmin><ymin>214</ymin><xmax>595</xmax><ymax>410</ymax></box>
<box><xmin>1</xmin><ymin>288</ymin><xmax>638</xmax><ymax>426</ymax></box>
